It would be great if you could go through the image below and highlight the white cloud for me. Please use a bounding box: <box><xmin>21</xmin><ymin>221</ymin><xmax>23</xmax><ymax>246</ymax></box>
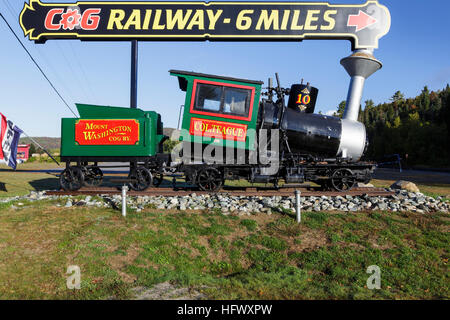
<box><xmin>325</xmin><ymin>110</ymin><xmax>336</xmax><ymax>116</ymax></box>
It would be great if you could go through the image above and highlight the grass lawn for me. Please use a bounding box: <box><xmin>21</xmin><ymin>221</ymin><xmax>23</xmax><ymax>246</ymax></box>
<box><xmin>0</xmin><ymin>173</ymin><xmax>60</xmax><ymax>198</ymax></box>
<box><xmin>0</xmin><ymin>163</ymin><xmax>448</xmax><ymax>299</ymax></box>
<box><xmin>0</xmin><ymin>199</ymin><xmax>448</xmax><ymax>299</ymax></box>
<box><xmin>0</xmin><ymin>162</ymin><xmax>61</xmax><ymax>171</ymax></box>
<box><xmin>0</xmin><ymin>165</ymin><xmax>61</xmax><ymax>198</ymax></box>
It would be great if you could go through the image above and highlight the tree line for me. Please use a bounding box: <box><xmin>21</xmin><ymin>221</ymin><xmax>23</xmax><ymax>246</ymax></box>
<box><xmin>334</xmin><ymin>84</ymin><xmax>450</xmax><ymax>168</ymax></box>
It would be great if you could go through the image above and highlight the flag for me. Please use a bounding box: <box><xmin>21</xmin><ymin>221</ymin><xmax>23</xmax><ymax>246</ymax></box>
<box><xmin>0</xmin><ymin>113</ymin><xmax>23</xmax><ymax>170</ymax></box>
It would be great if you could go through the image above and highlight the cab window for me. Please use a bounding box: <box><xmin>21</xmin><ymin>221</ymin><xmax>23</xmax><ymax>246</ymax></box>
<box><xmin>196</xmin><ymin>84</ymin><xmax>221</xmax><ymax>112</ymax></box>
<box><xmin>194</xmin><ymin>83</ymin><xmax>251</xmax><ymax>117</ymax></box>
<box><xmin>223</xmin><ymin>87</ymin><xmax>249</xmax><ymax>115</ymax></box>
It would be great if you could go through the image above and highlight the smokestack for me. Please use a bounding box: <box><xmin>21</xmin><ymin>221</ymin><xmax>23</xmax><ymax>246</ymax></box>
<box><xmin>340</xmin><ymin>50</ymin><xmax>382</xmax><ymax>121</ymax></box>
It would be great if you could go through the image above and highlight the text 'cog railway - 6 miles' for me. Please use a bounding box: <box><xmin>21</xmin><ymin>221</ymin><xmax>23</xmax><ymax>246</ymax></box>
<box><xmin>20</xmin><ymin>1</ymin><xmax>390</xmax><ymax>49</ymax></box>
<box><xmin>43</xmin><ymin>7</ymin><xmax>339</xmax><ymax>31</ymax></box>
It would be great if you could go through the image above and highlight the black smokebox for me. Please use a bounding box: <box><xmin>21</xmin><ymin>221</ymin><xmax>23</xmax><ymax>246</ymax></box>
<box><xmin>287</xmin><ymin>84</ymin><xmax>318</xmax><ymax>113</ymax></box>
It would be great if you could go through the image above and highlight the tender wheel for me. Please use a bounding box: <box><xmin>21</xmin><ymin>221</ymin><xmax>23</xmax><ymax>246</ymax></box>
<box><xmin>84</xmin><ymin>166</ymin><xmax>103</xmax><ymax>187</ymax></box>
<box><xmin>330</xmin><ymin>168</ymin><xmax>356</xmax><ymax>192</ymax></box>
<box><xmin>197</xmin><ymin>167</ymin><xmax>223</xmax><ymax>192</ymax></box>
<box><xmin>128</xmin><ymin>167</ymin><xmax>153</xmax><ymax>191</ymax></box>
<box><xmin>60</xmin><ymin>167</ymin><xmax>84</xmax><ymax>191</ymax></box>
<box><xmin>152</xmin><ymin>173</ymin><xmax>164</xmax><ymax>187</ymax></box>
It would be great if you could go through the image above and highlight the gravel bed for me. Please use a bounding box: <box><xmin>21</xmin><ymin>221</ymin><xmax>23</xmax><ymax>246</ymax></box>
<box><xmin>1</xmin><ymin>189</ymin><xmax>448</xmax><ymax>215</ymax></box>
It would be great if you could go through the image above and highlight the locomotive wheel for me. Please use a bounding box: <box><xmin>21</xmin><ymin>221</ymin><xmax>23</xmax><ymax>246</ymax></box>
<box><xmin>363</xmin><ymin>174</ymin><xmax>372</xmax><ymax>185</ymax></box>
<box><xmin>318</xmin><ymin>179</ymin><xmax>331</xmax><ymax>191</ymax></box>
<box><xmin>152</xmin><ymin>174</ymin><xmax>164</xmax><ymax>187</ymax></box>
<box><xmin>330</xmin><ymin>168</ymin><xmax>356</xmax><ymax>192</ymax></box>
<box><xmin>84</xmin><ymin>166</ymin><xmax>103</xmax><ymax>187</ymax></box>
<box><xmin>60</xmin><ymin>167</ymin><xmax>84</xmax><ymax>191</ymax></box>
<box><xmin>128</xmin><ymin>167</ymin><xmax>153</xmax><ymax>191</ymax></box>
<box><xmin>197</xmin><ymin>167</ymin><xmax>223</xmax><ymax>192</ymax></box>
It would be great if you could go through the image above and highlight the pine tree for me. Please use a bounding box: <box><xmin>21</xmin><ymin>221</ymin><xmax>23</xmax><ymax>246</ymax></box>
<box><xmin>365</xmin><ymin>99</ymin><xmax>375</xmax><ymax>109</ymax></box>
<box><xmin>390</xmin><ymin>91</ymin><xmax>405</xmax><ymax>102</ymax></box>
<box><xmin>393</xmin><ymin>116</ymin><xmax>401</xmax><ymax>128</ymax></box>
<box><xmin>421</xmin><ymin>86</ymin><xmax>431</xmax><ymax>112</ymax></box>
<box><xmin>335</xmin><ymin>100</ymin><xmax>346</xmax><ymax>118</ymax></box>
<box><xmin>386</xmin><ymin>104</ymin><xmax>395</xmax><ymax>124</ymax></box>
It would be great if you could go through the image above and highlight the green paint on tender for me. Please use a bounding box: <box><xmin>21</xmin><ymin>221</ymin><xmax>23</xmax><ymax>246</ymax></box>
<box><xmin>61</xmin><ymin>104</ymin><xmax>165</xmax><ymax>157</ymax></box>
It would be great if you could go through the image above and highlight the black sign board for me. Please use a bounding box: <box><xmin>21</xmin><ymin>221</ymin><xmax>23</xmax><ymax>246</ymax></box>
<box><xmin>20</xmin><ymin>0</ymin><xmax>390</xmax><ymax>49</ymax></box>
<box><xmin>287</xmin><ymin>84</ymin><xmax>319</xmax><ymax>113</ymax></box>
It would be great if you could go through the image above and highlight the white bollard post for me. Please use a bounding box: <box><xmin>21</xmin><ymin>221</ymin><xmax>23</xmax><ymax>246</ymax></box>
<box><xmin>295</xmin><ymin>190</ymin><xmax>301</xmax><ymax>223</ymax></box>
<box><xmin>122</xmin><ymin>185</ymin><xmax>128</xmax><ymax>217</ymax></box>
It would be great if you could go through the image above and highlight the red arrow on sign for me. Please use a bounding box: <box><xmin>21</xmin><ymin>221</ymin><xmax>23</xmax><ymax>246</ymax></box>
<box><xmin>347</xmin><ymin>10</ymin><xmax>378</xmax><ymax>32</ymax></box>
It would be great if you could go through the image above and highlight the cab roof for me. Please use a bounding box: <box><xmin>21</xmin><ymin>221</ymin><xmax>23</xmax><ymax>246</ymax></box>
<box><xmin>169</xmin><ymin>69</ymin><xmax>263</xmax><ymax>91</ymax></box>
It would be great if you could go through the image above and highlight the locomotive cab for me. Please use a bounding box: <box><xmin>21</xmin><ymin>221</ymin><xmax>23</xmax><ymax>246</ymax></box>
<box><xmin>170</xmin><ymin>70</ymin><xmax>263</xmax><ymax>156</ymax></box>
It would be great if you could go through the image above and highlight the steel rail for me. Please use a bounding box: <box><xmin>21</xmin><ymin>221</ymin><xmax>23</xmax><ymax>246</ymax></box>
<box><xmin>45</xmin><ymin>187</ymin><xmax>394</xmax><ymax>197</ymax></box>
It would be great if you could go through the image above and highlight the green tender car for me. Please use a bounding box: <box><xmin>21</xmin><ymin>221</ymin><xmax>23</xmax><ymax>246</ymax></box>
<box><xmin>59</xmin><ymin>103</ymin><xmax>167</xmax><ymax>191</ymax></box>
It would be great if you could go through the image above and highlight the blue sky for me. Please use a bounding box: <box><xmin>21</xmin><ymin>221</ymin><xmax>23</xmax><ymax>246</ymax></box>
<box><xmin>1</xmin><ymin>0</ymin><xmax>449</xmax><ymax>137</ymax></box>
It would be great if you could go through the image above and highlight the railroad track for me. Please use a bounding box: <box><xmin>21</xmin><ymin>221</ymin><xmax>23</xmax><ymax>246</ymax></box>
<box><xmin>45</xmin><ymin>186</ymin><xmax>394</xmax><ymax>197</ymax></box>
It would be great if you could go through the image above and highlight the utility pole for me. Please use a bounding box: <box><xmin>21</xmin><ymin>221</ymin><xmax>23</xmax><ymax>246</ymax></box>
<box><xmin>130</xmin><ymin>40</ymin><xmax>138</xmax><ymax>108</ymax></box>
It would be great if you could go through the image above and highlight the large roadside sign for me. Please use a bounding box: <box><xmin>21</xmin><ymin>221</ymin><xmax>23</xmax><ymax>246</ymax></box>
<box><xmin>20</xmin><ymin>0</ymin><xmax>390</xmax><ymax>49</ymax></box>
